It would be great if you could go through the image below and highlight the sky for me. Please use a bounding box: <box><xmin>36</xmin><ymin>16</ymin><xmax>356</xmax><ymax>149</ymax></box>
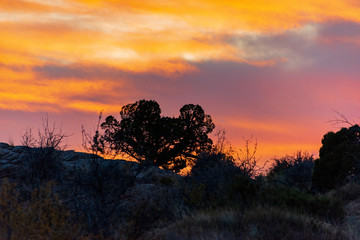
<box><xmin>2</xmin><ymin>0</ymin><xmax>360</xmax><ymax>161</ymax></box>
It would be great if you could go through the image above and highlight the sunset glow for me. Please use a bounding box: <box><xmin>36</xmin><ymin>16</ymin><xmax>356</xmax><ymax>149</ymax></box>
<box><xmin>2</xmin><ymin>0</ymin><xmax>360</xmax><ymax>160</ymax></box>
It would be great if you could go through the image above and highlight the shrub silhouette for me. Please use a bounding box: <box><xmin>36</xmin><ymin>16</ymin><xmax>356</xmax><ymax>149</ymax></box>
<box><xmin>188</xmin><ymin>152</ymin><xmax>258</xmax><ymax>209</ymax></box>
<box><xmin>99</xmin><ymin>99</ymin><xmax>215</xmax><ymax>172</ymax></box>
<box><xmin>268</xmin><ymin>151</ymin><xmax>314</xmax><ymax>191</ymax></box>
<box><xmin>187</xmin><ymin>152</ymin><xmax>237</xmax><ymax>208</ymax></box>
<box><xmin>20</xmin><ymin>116</ymin><xmax>69</xmax><ymax>185</ymax></box>
<box><xmin>313</xmin><ymin>125</ymin><xmax>360</xmax><ymax>191</ymax></box>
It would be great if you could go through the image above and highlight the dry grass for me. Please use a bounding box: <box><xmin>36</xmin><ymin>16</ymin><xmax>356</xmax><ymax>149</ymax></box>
<box><xmin>328</xmin><ymin>182</ymin><xmax>360</xmax><ymax>203</ymax></box>
<box><xmin>343</xmin><ymin>200</ymin><xmax>360</xmax><ymax>239</ymax></box>
<box><xmin>152</xmin><ymin>206</ymin><xmax>347</xmax><ymax>240</ymax></box>
<box><xmin>243</xmin><ymin>206</ymin><xmax>344</xmax><ymax>240</ymax></box>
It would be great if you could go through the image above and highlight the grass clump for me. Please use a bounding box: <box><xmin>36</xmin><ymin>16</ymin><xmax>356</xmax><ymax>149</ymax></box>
<box><xmin>154</xmin><ymin>206</ymin><xmax>345</xmax><ymax>240</ymax></box>
<box><xmin>259</xmin><ymin>185</ymin><xmax>345</xmax><ymax>221</ymax></box>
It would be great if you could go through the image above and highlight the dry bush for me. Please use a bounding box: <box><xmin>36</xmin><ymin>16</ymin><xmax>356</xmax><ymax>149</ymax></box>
<box><xmin>0</xmin><ymin>179</ymin><xmax>90</xmax><ymax>240</ymax></box>
<box><xmin>211</xmin><ymin>130</ymin><xmax>265</xmax><ymax>178</ymax></box>
<box><xmin>20</xmin><ymin>116</ymin><xmax>70</xmax><ymax>185</ymax></box>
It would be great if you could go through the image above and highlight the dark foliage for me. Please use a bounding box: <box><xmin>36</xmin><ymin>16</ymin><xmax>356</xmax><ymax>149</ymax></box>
<box><xmin>188</xmin><ymin>152</ymin><xmax>258</xmax><ymax>209</ymax></box>
<box><xmin>98</xmin><ymin>99</ymin><xmax>215</xmax><ymax>172</ymax></box>
<box><xmin>21</xmin><ymin>147</ymin><xmax>64</xmax><ymax>185</ymax></box>
<box><xmin>190</xmin><ymin>152</ymin><xmax>243</xmax><ymax>182</ymax></box>
<box><xmin>313</xmin><ymin>125</ymin><xmax>360</xmax><ymax>192</ymax></box>
<box><xmin>268</xmin><ymin>151</ymin><xmax>314</xmax><ymax>191</ymax></box>
<box><xmin>187</xmin><ymin>152</ymin><xmax>238</xmax><ymax>208</ymax></box>
<box><xmin>259</xmin><ymin>186</ymin><xmax>345</xmax><ymax>221</ymax></box>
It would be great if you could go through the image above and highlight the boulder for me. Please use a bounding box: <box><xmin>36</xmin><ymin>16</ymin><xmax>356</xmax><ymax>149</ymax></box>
<box><xmin>0</xmin><ymin>143</ymin><xmax>11</xmax><ymax>149</ymax></box>
<box><xmin>0</xmin><ymin>148</ymin><xmax>11</xmax><ymax>157</ymax></box>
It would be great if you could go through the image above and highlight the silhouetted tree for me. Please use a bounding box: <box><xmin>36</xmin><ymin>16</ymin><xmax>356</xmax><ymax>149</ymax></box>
<box><xmin>313</xmin><ymin>125</ymin><xmax>360</xmax><ymax>191</ymax></box>
<box><xmin>99</xmin><ymin>99</ymin><xmax>215</xmax><ymax>172</ymax></box>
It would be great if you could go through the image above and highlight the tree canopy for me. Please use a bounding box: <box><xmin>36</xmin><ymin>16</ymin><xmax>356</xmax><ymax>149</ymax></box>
<box><xmin>313</xmin><ymin>125</ymin><xmax>360</xmax><ymax>191</ymax></box>
<box><xmin>98</xmin><ymin>99</ymin><xmax>215</xmax><ymax>172</ymax></box>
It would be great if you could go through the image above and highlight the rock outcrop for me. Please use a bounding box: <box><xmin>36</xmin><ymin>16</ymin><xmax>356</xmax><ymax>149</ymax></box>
<box><xmin>0</xmin><ymin>143</ymin><xmax>188</xmax><ymax>239</ymax></box>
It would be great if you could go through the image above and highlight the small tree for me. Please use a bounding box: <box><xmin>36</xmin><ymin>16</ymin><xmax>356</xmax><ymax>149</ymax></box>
<box><xmin>99</xmin><ymin>99</ymin><xmax>215</xmax><ymax>172</ymax></box>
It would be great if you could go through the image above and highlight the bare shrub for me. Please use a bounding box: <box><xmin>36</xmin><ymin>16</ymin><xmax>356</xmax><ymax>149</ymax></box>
<box><xmin>234</xmin><ymin>137</ymin><xmax>266</xmax><ymax>178</ymax></box>
<box><xmin>212</xmin><ymin>131</ymin><xmax>266</xmax><ymax>178</ymax></box>
<box><xmin>20</xmin><ymin>116</ymin><xmax>70</xmax><ymax>185</ymax></box>
<box><xmin>81</xmin><ymin>111</ymin><xmax>109</xmax><ymax>158</ymax></box>
<box><xmin>211</xmin><ymin>128</ymin><xmax>235</xmax><ymax>157</ymax></box>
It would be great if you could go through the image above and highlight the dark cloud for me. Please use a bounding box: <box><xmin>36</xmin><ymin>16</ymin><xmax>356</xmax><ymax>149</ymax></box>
<box><xmin>33</xmin><ymin>64</ymin><xmax>128</xmax><ymax>80</ymax></box>
<box><xmin>319</xmin><ymin>20</ymin><xmax>360</xmax><ymax>39</ymax></box>
<box><xmin>223</xmin><ymin>21</ymin><xmax>360</xmax><ymax>77</ymax></box>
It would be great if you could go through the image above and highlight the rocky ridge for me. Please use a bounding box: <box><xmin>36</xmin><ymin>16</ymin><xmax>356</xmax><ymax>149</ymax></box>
<box><xmin>0</xmin><ymin>142</ymin><xmax>188</xmax><ymax>238</ymax></box>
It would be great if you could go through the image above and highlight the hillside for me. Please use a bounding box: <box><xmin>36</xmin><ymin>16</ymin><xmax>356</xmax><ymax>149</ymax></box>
<box><xmin>0</xmin><ymin>142</ymin><xmax>359</xmax><ymax>239</ymax></box>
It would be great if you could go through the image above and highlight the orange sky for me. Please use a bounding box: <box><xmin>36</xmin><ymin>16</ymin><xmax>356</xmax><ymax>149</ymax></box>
<box><xmin>2</xmin><ymin>0</ymin><xmax>360</xmax><ymax>161</ymax></box>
